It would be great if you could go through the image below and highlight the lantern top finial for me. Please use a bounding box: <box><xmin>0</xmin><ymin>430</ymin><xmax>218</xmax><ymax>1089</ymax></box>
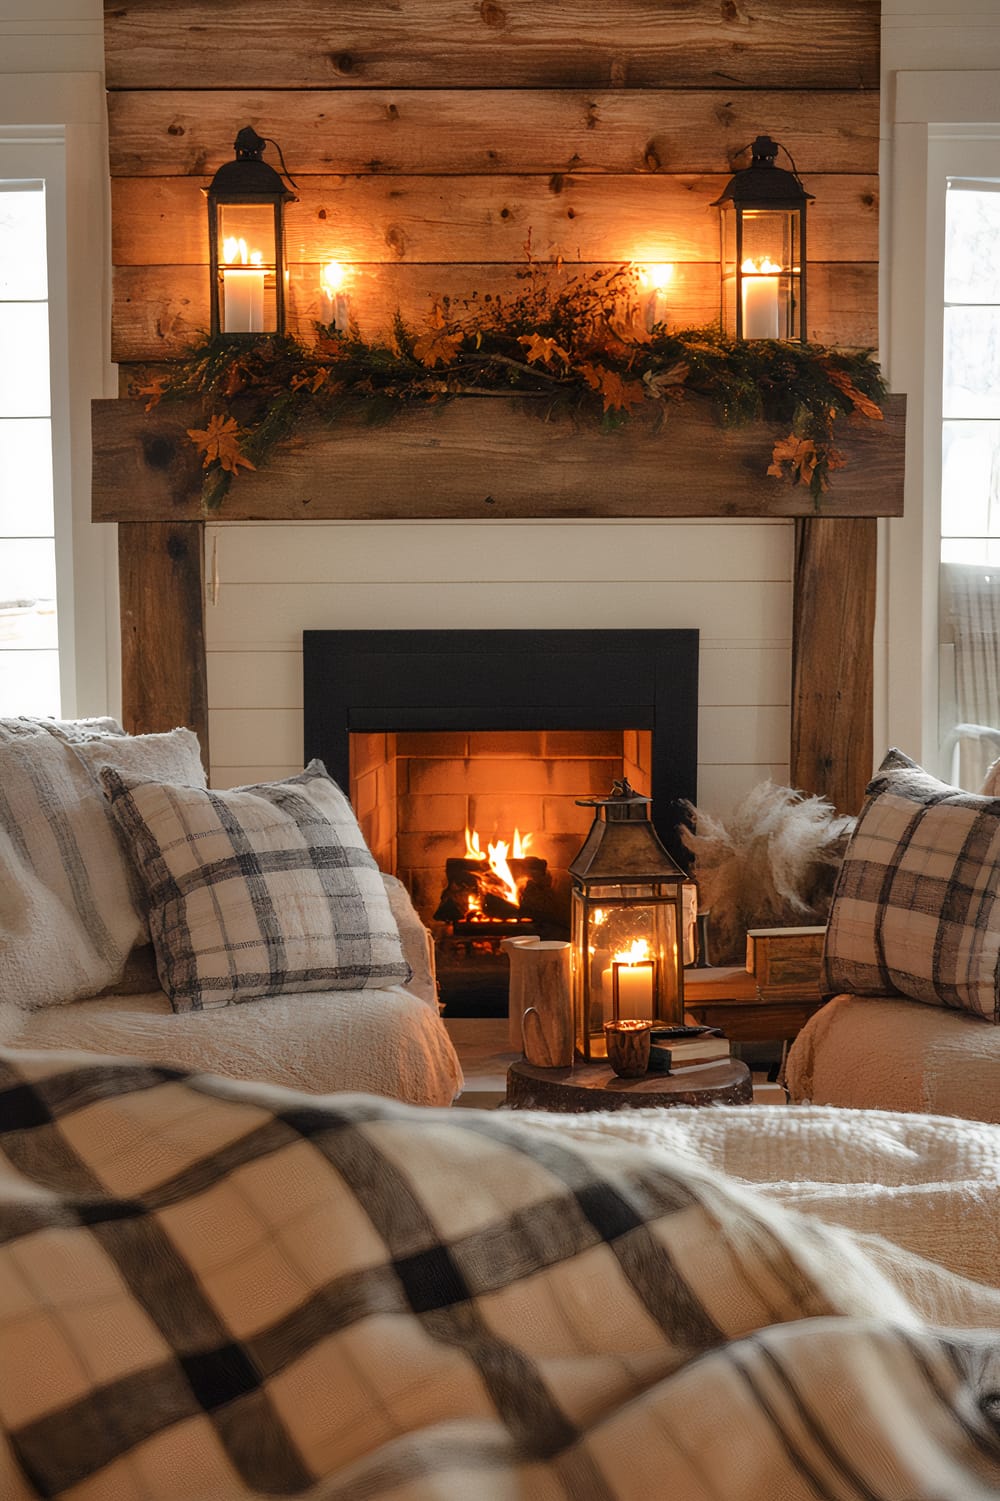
<box><xmin>205</xmin><ymin>125</ymin><xmax>297</xmax><ymax>203</ymax></box>
<box><xmin>233</xmin><ymin>126</ymin><xmax>267</xmax><ymax>160</ymax></box>
<box><xmin>576</xmin><ymin>777</ymin><xmax>651</xmax><ymax>817</ymax></box>
<box><xmin>711</xmin><ymin>134</ymin><xmax>814</xmax><ymax>210</ymax></box>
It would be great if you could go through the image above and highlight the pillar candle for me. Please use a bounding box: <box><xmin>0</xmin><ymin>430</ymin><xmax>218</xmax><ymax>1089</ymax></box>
<box><xmin>603</xmin><ymin>959</ymin><xmax>655</xmax><ymax>1021</ymax></box>
<box><xmin>224</xmin><ymin>268</ymin><xmax>265</xmax><ymax>333</ymax></box>
<box><xmin>741</xmin><ymin>274</ymin><xmax>779</xmax><ymax>339</ymax></box>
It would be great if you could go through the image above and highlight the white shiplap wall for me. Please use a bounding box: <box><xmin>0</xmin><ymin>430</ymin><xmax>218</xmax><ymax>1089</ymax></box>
<box><xmin>205</xmin><ymin>518</ymin><xmax>793</xmax><ymax>819</ymax></box>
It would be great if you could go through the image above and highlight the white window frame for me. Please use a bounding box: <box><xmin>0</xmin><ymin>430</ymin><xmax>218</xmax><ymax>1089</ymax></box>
<box><xmin>879</xmin><ymin>74</ymin><xmax>1000</xmax><ymax>778</ymax></box>
<box><xmin>0</xmin><ymin>76</ymin><xmax>117</xmax><ymax>719</ymax></box>
<box><xmin>0</xmin><ymin>134</ymin><xmax>69</xmax><ymax>711</ymax></box>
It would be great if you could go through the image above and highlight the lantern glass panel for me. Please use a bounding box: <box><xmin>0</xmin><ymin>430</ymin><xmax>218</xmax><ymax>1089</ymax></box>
<box><xmin>572</xmin><ymin>883</ymin><xmax>683</xmax><ymax>1060</ymax></box>
<box><xmin>722</xmin><ymin>206</ymin><xmax>803</xmax><ymax>341</ymax></box>
<box><xmin>217</xmin><ymin>203</ymin><xmax>278</xmax><ymax>334</ymax></box>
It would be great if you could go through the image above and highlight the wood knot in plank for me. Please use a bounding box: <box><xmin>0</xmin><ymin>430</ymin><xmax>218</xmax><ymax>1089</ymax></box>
<box><xmin>166</xmin><ymin>534</ymin><xmax>190</xmax><ymax>565</ymax></box>
<box><xmin>329</xmin><ymin>53</ymin><xmax>358</xmax><ymax>76</ymax></box>
<box><xmin>720</xmin><ymin>0</ymin><xmax>750</xmax><ymax>22</ymax></box>
<box><xmin>479</xmin><ymin>1</ymin><xmax>507</xmax><ymax>28</ymax></box>
<box><xmin>385</xmin><ymin>224</ymin><xmax>407</xmax><ymax>257</ymax></box>
<box><xmin>548</xmin><ymin>173</ymin><xmax>565</xmax><ymax>195</ymax></box>
<box><xmin>167</xmin><ymin>121</ymin><xmax>186</xmax><ymax>137</ymax></box>
<box><xmin>644</xmin><ymin>140</ymin><xmax>662</xmax><ymax>171</ymax></box>
<box><xmin>142</xmin><ymin>435</ymin><xmax>177</xmax><ymax>471</ymax></box>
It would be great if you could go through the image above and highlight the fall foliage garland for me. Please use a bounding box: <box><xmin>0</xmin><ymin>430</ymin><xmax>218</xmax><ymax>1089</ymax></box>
<box><xmin>133</xmin><ymin>265</ymin><xmax>888</xmax><ymax>512</ymax></box>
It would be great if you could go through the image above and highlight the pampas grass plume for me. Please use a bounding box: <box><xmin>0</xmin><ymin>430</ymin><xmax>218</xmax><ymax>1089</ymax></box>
<box><xmin>681</xmin><ymin>782</ymin><xmax>854</xmax><ymax>965</ymax></box>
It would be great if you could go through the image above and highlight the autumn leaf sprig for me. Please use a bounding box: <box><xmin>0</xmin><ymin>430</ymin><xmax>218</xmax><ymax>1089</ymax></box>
<box><xmin>132</xmin><ymin>265</ymin><xmax>887</xmax><ymax>510</ymax></box>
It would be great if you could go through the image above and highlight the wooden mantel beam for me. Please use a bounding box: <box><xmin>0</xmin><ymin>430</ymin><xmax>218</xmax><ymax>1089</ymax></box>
<box><xmin>92</xmin><ymin>394</ymin><xmax>906</xmax><ymax>523</ymax></box>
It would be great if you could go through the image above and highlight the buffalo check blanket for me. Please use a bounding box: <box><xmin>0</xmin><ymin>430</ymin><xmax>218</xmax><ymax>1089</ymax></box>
<box><xmin>1</xmin><ymin>1049</ymin><xmax>1000</xmax><ymax>1501</ymax></box>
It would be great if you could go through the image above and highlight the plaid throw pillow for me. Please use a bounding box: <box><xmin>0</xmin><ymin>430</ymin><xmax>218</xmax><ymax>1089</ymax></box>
<box><xmin>100</xmin><ymin>760</ymin><xmax>410</xmax><ymax>1012</ymax></box>
<box><xmin>822</xmin><ymin>748</ymin><xmax>1000</xmax><ymax>1022</ymax></box>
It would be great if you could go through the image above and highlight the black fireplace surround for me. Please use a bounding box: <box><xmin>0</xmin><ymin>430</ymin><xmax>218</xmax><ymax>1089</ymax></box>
<box><xmin>303</xmin><ymin>628</ymin><xmax>699</xmax><ymax>862</ymax></box>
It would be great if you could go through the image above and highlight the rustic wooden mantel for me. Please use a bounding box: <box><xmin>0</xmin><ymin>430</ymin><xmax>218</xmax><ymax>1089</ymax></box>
<box><xmin>92</xmin><ymin>392</ymin><xmax>905</xmax><ymax>815</ymax></box>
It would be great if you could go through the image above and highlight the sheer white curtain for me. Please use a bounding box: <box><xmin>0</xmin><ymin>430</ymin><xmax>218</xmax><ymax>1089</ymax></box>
<box><xmin>940</xmin><ymin>560</ymin><xmax>1000</xmax><ymax>786</ymax></box>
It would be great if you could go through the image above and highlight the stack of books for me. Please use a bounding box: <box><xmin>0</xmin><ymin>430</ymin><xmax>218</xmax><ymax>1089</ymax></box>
<box><xmin>745</xmin><ymin>925</ymin><xmax>826</xmax><ymax>1001</ymax></box>
<box><xmin>648</xmin><ymin>1025</ymin><xmax>730</xmax><ymax>1074</ymax></box>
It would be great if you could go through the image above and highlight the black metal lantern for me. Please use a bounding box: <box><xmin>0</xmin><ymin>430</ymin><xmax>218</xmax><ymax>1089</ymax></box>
<box><xmin>712</xmin><ymin>135</ymin><xmax>813</xmax><ymax>343</ymax></box>
<box><xmin>204</xmin><ymin>127</ymin><xmax>297</xmax><ymax>337</ymax></box>
<box><xmin>569</xmin><ymin>780</ymin><xmax>687</xmax><ymax>1062</ymax></box>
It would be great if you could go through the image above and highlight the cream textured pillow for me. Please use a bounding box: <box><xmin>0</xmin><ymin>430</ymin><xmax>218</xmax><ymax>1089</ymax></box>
<box><xmin>822</xmin><ymin>748</ymin><xmax>1000</xmax><ymax>1022</ymax></box>
<box><xmin>100</xmin><ymin>760</ymin><xmax>410</xmax><ymax>1011</ymax></box>
<box><xmin>0</xmin><ymin>721</ymin><xmax>206</xmax><ymax>1009</ymax></box>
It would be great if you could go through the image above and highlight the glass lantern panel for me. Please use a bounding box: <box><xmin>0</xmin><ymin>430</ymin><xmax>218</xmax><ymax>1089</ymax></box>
<box><xmin>581</xmin><ymin>900</ymin><xmax>681</xmax><ymax>1056</ymax></box>
<box><xmin>736</xmin><ymin>209</ymin><xmax>801</xmax><ymax>341</ymax></box>
<box><xmin>217</xmin><ymin>203</ymin><xmax>278</xmax><ymax>334</ymax></box>
<box><xmin>720</xmin><ymin>205</ymin><xmax>738</xmax><ymax>336</ymax></box>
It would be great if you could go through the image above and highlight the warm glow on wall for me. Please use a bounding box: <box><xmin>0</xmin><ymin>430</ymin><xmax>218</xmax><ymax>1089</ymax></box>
<box><xmin>320</xmin><ymin>260</ymin><xmax>350</xmax><ymax>331</ymax></box>
<box><xmin>639</xmin><ymin>263</ymin><xmax>674</xmax><ymax>331</ymax></box>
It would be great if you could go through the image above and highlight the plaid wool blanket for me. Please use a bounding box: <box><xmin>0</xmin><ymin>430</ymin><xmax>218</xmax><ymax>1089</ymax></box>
<box><xmin>1</xmin><ymin>1048</ymin><xmax>999</xmax><ymax>1500</ymax></box>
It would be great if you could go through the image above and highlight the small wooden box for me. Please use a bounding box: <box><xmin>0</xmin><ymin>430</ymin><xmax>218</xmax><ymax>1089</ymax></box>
<box><xmin>745</xmin><ymin>926</ymin><xmax>826</xmax><ymax>989</ymax></box>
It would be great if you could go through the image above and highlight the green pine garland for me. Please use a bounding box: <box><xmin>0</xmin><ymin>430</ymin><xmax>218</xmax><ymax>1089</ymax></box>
<box><xmin>134</xmin><ymin>265</ymin><xmax>888</xmax><ymax>512</ymax></box>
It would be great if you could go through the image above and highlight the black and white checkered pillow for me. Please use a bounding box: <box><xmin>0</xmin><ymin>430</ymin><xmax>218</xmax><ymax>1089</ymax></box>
<box><xmin>101</xmin><ymin>759</ymin><xmax>410</xmax><ymax>1011</ymax></box>
<box><xmin>822</xmin><ymin>748</ymin><xmax>1000</xmax><ymax>1021</ymax></box>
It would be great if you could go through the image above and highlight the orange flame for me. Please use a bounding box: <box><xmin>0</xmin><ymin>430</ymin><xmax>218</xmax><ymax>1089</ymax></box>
<box><xmin>463</xmin><ymin>825</ymin><xmax>535</xmax><ymax>909</ymax></box>
<box><xmin>612</xmin><ymin>938</ymin><xmax>652</xmax><ymax>966</ymax></box>
<box><xmin>740</xmin><ymin>255</ymin><xmax>782</xmax><ymax>275</ymax></box>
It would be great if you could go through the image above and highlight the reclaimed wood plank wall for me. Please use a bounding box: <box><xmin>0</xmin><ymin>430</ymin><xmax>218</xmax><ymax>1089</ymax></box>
<box><xmin>102</xmin><ymin>0</ymin><xmax>883</xmax><ymax>812</ymax></box>
<box><xmin>104</xmin><ymin>0</ymin><xmax>880</xmax><ymax>364</ymax></box>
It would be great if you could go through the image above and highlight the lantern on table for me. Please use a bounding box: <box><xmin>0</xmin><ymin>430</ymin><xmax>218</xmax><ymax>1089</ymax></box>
<box><xmin>570</xmin><ymin>779</ymin><xmax>688</xmax><ymax>1062</ymax></box>
<box><xmin>712</xmin><ymin>134</ymin><xmax>813</xmax><ymax>343</ymax></box>
<box><xmin>204</xmin><ymin>126</ymin><xmax>297</xmax><ymax>337</ymax></box>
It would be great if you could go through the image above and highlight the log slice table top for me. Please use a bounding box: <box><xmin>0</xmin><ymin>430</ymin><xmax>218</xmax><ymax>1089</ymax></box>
<box><xmin>505</xmin><ymin>1057</ymin><xmax>753</xmax><ymax>1113</ymax></box>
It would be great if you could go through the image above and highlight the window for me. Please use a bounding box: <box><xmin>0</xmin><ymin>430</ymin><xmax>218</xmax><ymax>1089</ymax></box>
<box><xmin>939</xmin><ymin>178</ymin><xmax>1000</xmax><ymax>787</ymax></box>
<box><xmin>0</xmin><ymin>177</ymin><xmax>60</xmax><ymax>714</ymax></box>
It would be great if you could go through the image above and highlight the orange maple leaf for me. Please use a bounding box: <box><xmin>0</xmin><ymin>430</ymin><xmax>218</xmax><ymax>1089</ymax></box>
<box><xmin>134</xmin><ymin>375</ymin><xmax>166</xmax><ymax>412</ymax></box>
<box><xmin>823</xmin><ymin>365</ymin><xmax>883</xmax><ymax>420</ymax></box>
<box><xmin>290</xmin><ymin>366</ymin><xmax>332</xmax><ymax>394</ymax></box>
<box><xmin>412</xmin><ymin>326</ymin><xmax>464</xmax><ymax>368</ymax></box>
<box><xmin>187</xmin><ymin>413</ymin><xmax>256</xmax><ymax>476</ymax></box>
<box><xmin>580</xmin><ymin>362</ymin><xmax>646</xmax><ymax>413</ymax></box>
<box><xmin>518</xmin><ymin>333</ymin><xmax>570</xmax><ymax>367</ymax></box>
<box><xmin>767</xmin><ymin>434</ymin><xmax>819</xmax><ymax>485</ymax></box>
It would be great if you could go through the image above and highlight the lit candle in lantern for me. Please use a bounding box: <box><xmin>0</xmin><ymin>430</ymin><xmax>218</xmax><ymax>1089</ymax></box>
<box><xmin>740</xmin><ymin>256</ymin><xmax>781</xmax><ymax>339</ymax></box>
<box><xmin>320</xmin><ymin>259</ymin><xmax>350</xmax><ymax>332</ymax></box>
<box><xmin>222</xmin><ymin>237</ymin><xmax>265</xmax><ymax>333</ymax></box>
<box><xmin>602</xmin><ymin>939</ymin><xmax>655</xmax><ymax>1021</ymax></box>
<box><xmin>641</xmin><ymin>263</ymin><xmax>673</xmax><ymax>332</ymax></box>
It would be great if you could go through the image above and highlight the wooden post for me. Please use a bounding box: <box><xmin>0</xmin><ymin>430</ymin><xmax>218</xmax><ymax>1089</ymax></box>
<box><xmin>791</xmin><ymin>515</ymin><xmax>877</xmax><ymax>816</ymax></box>
<box><xmin>117</xmin><ymin>521</ymin><xmax>209</xmax><ymax>762</ymax></box>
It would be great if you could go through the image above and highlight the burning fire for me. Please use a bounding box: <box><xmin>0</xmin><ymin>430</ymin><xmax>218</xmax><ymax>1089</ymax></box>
<box><xmin>463</xmin><ymin>826</ymin><xmax>533</xmax><ymax>910</ymax></box>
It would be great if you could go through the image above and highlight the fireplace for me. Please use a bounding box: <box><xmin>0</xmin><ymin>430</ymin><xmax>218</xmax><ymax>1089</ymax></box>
<box><xmin>304</xmin><ymin>629</ymin><xmax>698</xmax><ymax>1010</ymax></box>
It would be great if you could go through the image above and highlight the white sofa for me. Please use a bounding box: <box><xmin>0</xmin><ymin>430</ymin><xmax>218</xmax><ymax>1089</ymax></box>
<box><xmin>0</xmin><ymin>717</ymin><xmax>463</xmax><ymax>1106</ymax></box>
<box><xmin>785</xmin><ymin>992</ymin><xmax>1000</xmax><ymax>1122</ymax></box>
<box><xmin>784</xmin><ymin>749</ymin><xmax>1000</xmax><ymax>1125</ymax></box>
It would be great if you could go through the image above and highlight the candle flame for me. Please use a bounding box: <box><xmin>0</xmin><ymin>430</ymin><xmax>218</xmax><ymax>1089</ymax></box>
<box><xmin>640</xmin><ymin>263</ymin><xmax>674</xmax><ymax>290</ymax></box>
<box><xmin>320</xmin><ymin>259</ymin><xmax>346</xmax><ymax>295</ymax></box>
<box><xmin>222</xmin><ymin>237</ymin><xmax>264</xmax><ymax>268</ymax></box>
<box><xmin>612</xmin><ymin>938</ymin><xmax>652</xmax><ymax>966</ymax></box>
<box><xmin>740</xmin><ymin>256</ymin><xmax>782</xmax><ymax>275</ymax></box>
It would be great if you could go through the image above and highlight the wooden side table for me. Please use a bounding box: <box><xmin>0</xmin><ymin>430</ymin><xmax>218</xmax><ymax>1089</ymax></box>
<box><xmin>505</xmin><ymin>1057</ymin><xmax>753</xmax><ymax>1113</ymax></box>
<box><xmin>683</xmin><ymin>965</ymin><xmax>825</xmax><ymax>1044</ymax></box>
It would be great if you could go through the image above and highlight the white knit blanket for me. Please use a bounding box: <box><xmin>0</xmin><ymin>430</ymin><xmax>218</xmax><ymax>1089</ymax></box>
<box><xmin>1</xmin><ymin>1048</ymin><xmax>999</xmax><ymax>1500</ymax></box>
